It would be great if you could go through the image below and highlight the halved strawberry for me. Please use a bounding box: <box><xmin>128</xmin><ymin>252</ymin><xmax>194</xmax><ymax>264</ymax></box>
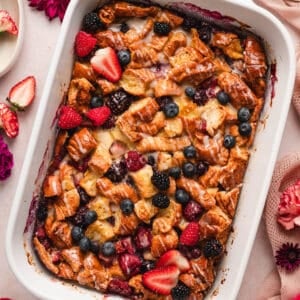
<box><xmin>156</xmin><ymin>249</ymin><xmax>190</xmax><ymax>272</ymax></box>
<box><xmin>0</xmin><ymin>103</ymin><xmax>19</xmax><ymax>138</ymax></box>
<box><xmin>142</xmin><ymin>265</ymin><xmax>180</xmax><ymax>295</ymax></box>
<box><xmin>75</xmin><ymin>31</ymin><xmax>97</xmax><ymax>58</ymax></box>
<box><xmin>7</xmin><ymin>76</ymin><xmax>36</xmax><ymax>111</ymax></box>
<box><xmin>0</xmin><ymin>10</ymin><xmax>18</xmax><ymax>35</ymax></box>
<box><xmin>90</xmin><ymin>47</ymin><xmax>122</xmax><ymax>83</ymax></box>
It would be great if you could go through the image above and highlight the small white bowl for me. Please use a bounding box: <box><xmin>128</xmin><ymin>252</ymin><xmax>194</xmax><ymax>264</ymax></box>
<box><xmin>0</xmin><ymin>0</ymin><xmax>24</xmax><ymax>77</ymax></box>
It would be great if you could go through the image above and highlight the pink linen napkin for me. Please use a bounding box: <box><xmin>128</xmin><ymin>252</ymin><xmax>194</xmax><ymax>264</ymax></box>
<box><xmin>253</xmin><ymin>0</ymin><xmax>300</xmax><ymax>299</ymax></box>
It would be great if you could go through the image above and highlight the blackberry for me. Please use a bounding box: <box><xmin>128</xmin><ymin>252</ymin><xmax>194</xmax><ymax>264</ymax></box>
<box><xmin>171</xmin><ymin>281</ymin><xmax>191</xmax><ymax>300</ymax></box>
<box><xmin>154</xmin><ymin>22</ymin><xmax>171</xmax><ymax>36</ymax></box>
<box><xmin>105</xmin><ymin>159</ymin><xmax>127</xmax><ymax>182</ymax></box>
<box><xmin>36</xmin><ymin>202</ymin><xmax>48</xmax><ymax>221</ymax></box>
<box><xmin>182</xmin><ymin>18</ymin><xmax>198</xmax><ymax>31</ymax></box>
<box><xmin>101</xmin><ymin>115</ymin><xmax>116</xmax><ymax>129</ymax></box>
<box><xmin>71</xmin><ymin>206</ymin><xmax>89</xmax><ymax>227</ymax></box>
<box><xmin>193</xmin><ymin>88</ymin><xmax>208</xmax><ymax>106</ymax></box>
<box><xmin>196</xmin><ymin>160</ymin><xmax>209</xmax><ymax>176</ymax></box>
<box><xmin>203</xmin><ymin>238</ymin><xmax>223</xmax><ymax>258</ymax></box>
<box><xmin>151</xmin><ymin>171</ymin><xmax>170</xmax><ymax>191</ymax></box>
<box><xmin>107</xmin><ymin>90</ymin><xmax>132</xmax><ymax>115</ymax></box>
<box><xmin>152</xmin><ymin>193</ymin><xmax>170</xmax><ymax>209</ymax></box>
<box><xmin>155</xmin><ymin>96</ymin><xmax>173</xmax><ymax>110</ymax></box>
<box><xmin>82</xmin><ymin>12</ymin><xmax>105</xmax><ymax>33</ymax></box>
<box><xmin>120</xmin><ymin>22</ymin><xmax>130</xmax><ymax>33</ymax></box>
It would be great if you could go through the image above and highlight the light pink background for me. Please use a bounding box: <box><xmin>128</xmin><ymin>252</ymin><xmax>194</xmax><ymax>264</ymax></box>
<box><xmin>0</xmin><ymin>2</ymin><xmax>299</xmax><ymax>300</ymax></box>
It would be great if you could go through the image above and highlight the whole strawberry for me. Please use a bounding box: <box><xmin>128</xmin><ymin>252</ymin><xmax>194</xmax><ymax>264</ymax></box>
<box><xmin>75</xmin><ymin>31</ymin><xmax>97</xmax><ymax>58</ymax></box>
<box><xmin>180</xmin><ymin>222</ymin><xmax>200</xmax><ymax>246</ymax></box>
<box><xmin>86</xmin><ymin>106</ymin><xmax>111</xmax><ymax>126</ymax></box>
<box><xmin>58</xmin><ymin>106</ymin><xmax>82</xmax><ymax>129</ymax></box>
<box><xmin>0</xmin><ymin>103</ymin><xmax>19</xmax><ymax>138</ymax></box>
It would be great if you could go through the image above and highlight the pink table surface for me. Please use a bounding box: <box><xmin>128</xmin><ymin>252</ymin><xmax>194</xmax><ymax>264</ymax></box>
<box><xmin>0</xmin><ymin>3</ymin><xmax>299</xmax><ymax>300</ymax></box>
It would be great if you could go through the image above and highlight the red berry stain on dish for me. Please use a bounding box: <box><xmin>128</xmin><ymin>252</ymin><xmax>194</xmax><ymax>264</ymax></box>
<box><xmin>74</xmin><ymin>31</ymin><xmax>97</xmax><ymax>58</ymax></box>
<box><xmin>91</xmin><ymin>47</ymin><xmax>122</xmax><ymax>83</ymax></box>
<box><xmin>0</xmin><ymin>103</ymin><xmax>19</xmax><ymax>138</ymax></box>
<box><xmin>58</xmin><ymin>106</ymin><xmax>82</xmax><ymax>129</ymax></box>
<box><xmin>7</xmin><ymin>76</ymin><xmax>36</xmax><ymax>111</ymax></box>
<box><xmin>0</xmin><ymin>10</ymin><xmax>18</xmax><ymax>35</ymax></box>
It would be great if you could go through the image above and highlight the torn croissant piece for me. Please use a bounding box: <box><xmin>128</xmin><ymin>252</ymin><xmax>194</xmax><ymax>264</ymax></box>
<box><xmin>136</xmin><ymin>136</ymin><xmax>191</xmax><ymax>153</ymax></box>
<box><xmin>156</xmin><ymin>10</ymin><xmax>184</xmax><ymax>28</ymax></box>
<box><xmin>60</xmin><ymin>247</ymin><xmax>84</xmax><ymax>273</ymax></box>
<box><xmin>179</xmin><ymin>273</ymin><xmax>208</xmax><ymax>295</ymax></box>
<box><xmin>98</xmin><ymin>5</ymin><xmax>115</xmax><ymax>25</ymax></box>
<box><xmin>113</xmin><ymin>2</ymin><xmax>159</xmax><ymax>17</ymax></box>
<box><xmin>151</xmin><ymin>229</ymin><xmax>179</xmax><ymax>257</ymax></box>
<box><xmin>116</xmin><ymin>112</ymin><xmax>142</xmax><ymax>142</ymax></box>
<box><xmin>148</xmin><ymin>35</ymin><xmax>169</xmax><ymax>51</ymax></box>
<box><xmin>95</xmin><ymin>30</ymin><xmax>127</xmax><ymax>50</ymax></box>
<box><xmin>163</xmin><ymin>31</ymin><xmax>187</xmax><ymax>57</ymax></box>
<box><xmin>79</xmin><ymin>170</ymin><xmax>98</xmax><ymax>197</ymax></box>
<box><xmin>176</xmin><ymin>177</ymin><xmax>216</xmax><ymax>210</ymax></box>
<box><xmin>43</xmin><ymin>175</ymin><xmax>62</xmax><ymax>198</ymax></box>
<box><xmin>190</xmin><ymin>28</ymin><xmax>214</xmax><ymax>58</ymax></box>
<box><xmin>134</xmin><ymin>199</ymin><xmax>159</xmax><ymax>224</ymax></box>
<box><xmin>216</xmin><ymin>187</ymin><xmax>240</xmax><ymax>218</ymax></box>
<box><xmin>137</xmin><ymin>112</ymin><xmax>165</xmax><ymax>136</ymax></box>
<box><xmin>169</xmin><ymin>46</ymin><xmax>203</xmax><ymax>67</ymax></box>
<box><xmin>244</xmin><ymin>36</ymin><xmax>268</xmax><ymax>97</ymax></box>
<box><xmin>97</xmin><ymin>79</ymin><xmax>117</xmax><ymax>95</ymax></box>
<box><xmin>129</xmin><ymin>46</ymin><xmax>159</xmax><ymax>69</ymax></box>
<box><xmin>72</xmin><ymin>62</ymin><xmax>96</xmax><ymax>82</ymax></box>
<box><xmin>85</xmin><ymin>220</ymin><xmax>115</xmax><ymax>243</ymax></box>
<box><xmin>154</xmin><ymin>78</ymin><xmax>182</xmax><ymax>98</ymax></box>
<box><xmin>129</xmin><ymin>97</ymin><xmax>159</xmax><ymax>122</ymax></box>
<box><xmin>88</xmin><ymin>144</ymin><xmax>112</xmax><ymax>176</ymax></box>
<box><xmin>113</xmin><ymin>210</ymin><xmax>139</xmax><ymax>235</ymax></box>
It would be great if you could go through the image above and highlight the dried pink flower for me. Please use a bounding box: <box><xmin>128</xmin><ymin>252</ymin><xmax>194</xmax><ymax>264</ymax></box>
<box><xmin>28</xmin><ymin>0</ymin><xmax>70</xmax><ymax>21</ymax></box>
<box><xmin>277</xmin><ymin>179</ymin><xmax>300</xmax><ymax>230</ymax></box>
<box><xmin>0</xmin><ymin>135</ymin><xmax>14</xmax><ymax>181</ymax></box>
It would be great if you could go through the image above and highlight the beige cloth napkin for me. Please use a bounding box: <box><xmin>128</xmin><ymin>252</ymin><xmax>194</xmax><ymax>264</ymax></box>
<box><xmin>253</xmin><ymin>0</ymin><xmax>300</xmax><ymax>299</ymax></box>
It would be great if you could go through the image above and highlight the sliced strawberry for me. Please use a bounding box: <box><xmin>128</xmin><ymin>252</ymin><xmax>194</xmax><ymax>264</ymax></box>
<box><xmin>86</xmin><ymin>106</ymin><xmax>111</xmax><ymax>126</ymax></box>
<box><xmin>142</xmin><ymin>265</ymin><xmax>180</xmax><ymax>295</ymax></box>
<box><xmin>90</xmin><ymin>47</ymin><xmax>122</xmax><ymax>83</ymax></box>
<box><xmin>7</xmin><ymin>76</ymin><xmax>36</xmax><ymax>111</ymax></box>
<box><xmin>58</xmin><ymin>106</ymin><xmax>82</xmax><ymax>129</ymax></box>
<box><xmin>75</xmin><ymin>31</ymin><xmax>97</xmax><ymax>58</ymax></box>
<box><xmin>180</xmin><ymin>222</ymin><xmax>200</xmax><ymax>246</ymax></box>
<box><xmin>156</xmin><ymin>249</ymin><xmax>190</xmax><ymax>272</ymax></box>
<box><xmin>0</xmin><ymin>10</ymin><xmax>18</xmax><ymax>35</ymax></box>
<box><xmin>0</xmin><ymin>103</ymin><xmax>19</xmax><ymax>138</ymax></box>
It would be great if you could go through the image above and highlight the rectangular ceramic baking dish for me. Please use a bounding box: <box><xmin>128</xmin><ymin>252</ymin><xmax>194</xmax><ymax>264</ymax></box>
<box><xmin>6</xmin><ymin>0</ymin><xmax>296</xmax><ymax>299</ymax></box>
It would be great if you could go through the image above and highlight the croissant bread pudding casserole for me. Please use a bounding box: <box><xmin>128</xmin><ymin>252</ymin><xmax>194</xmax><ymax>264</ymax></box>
<box><xmin>32</xmin><ymin>1</ymin><xmax>268</xmax><ymax>299</ymax></box>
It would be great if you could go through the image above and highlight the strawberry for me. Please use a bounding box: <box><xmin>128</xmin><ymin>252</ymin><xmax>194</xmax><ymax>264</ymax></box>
<box><xmin>75</xmin><ymin>31</ymin><xmax>97</xmax><ymax>58</ymax></box>
<box><xmin>86</xmin><ymin>106</ymin><xmax>111</xmax><ymax>126</ymax></box>
<box><xmin>0</xmin><ymin>10</ymin><xmax>18</xmax><ymax>35</ymax></box>
<box><xmin>7</xmin><ymin>76</ymin><xmax>36</xmax><ymax>111</ymax></box>
<box><xmin>156</xmin><ymin>249</ymin><xmax>190</xmax><ymax>272</ymax></box>
<box><xmin>180</xmin><ymin>222</ymin><xmax>200</xmax><ymax>246</ymax></box>
<box><xmin>90</xmin><ymin>47</ymin><xmax>122</xmax><ymax>83</ymax></box>
<box><xmin>142</xmin><ymin>265</ymin><xmax>180</xmax><ymax>295</ymax></box>
<box><xmin>58</xmin><ymin>106</ymin><xmax>82</xmax><ymax>129</ymax></box>
<box><xmin>0</xmin><ymin>103</ymin><xmax>19</xmax><ymax>138</ymax></box>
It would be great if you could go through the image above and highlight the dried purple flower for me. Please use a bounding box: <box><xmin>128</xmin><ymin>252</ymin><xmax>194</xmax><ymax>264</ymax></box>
<box><xmin>275</xmin><ymin>242</ymin><xmax>300</xmax><ymax>272</ymax></box>
<box><xmin>0</xmin><ymin>135</ymin><xmax>14</xmax><ymax>181</ymax></box>
<box><xmin>28</xmin><ymin>0</ymin><xmax>70</xmax><ymax>21</ymax></box>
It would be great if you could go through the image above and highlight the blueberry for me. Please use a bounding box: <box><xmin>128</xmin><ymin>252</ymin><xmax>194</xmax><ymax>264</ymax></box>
<box><xmin>185</xmin><ymin>86</ymin><xmax>196</xmax><ymax>98</ymax></box>
<box><xmin>223</xmin><ymin>135</ymin><xmax>236</xmax><ymax>149</ymax></box>
<box><xmin>182</xmin><ymin>162</ymin><xmax>196</xmax><ymax>178</ymax></box>
<box><xmin>141</xmin><ymin>260</ymin><xmax>155</xmax><ymax>273</ymax></box>
<box><xmin>196</xmin><ymin>161</ymin><xmax>209</xmax><ymax>176</ymax></box>
<box><xmin>169</xmin><ymin>167</ymin><xmax>181</xmax><ymax>179</ymax></box>
<box><xmin>117</xmin><ymin>49</ymin><xmax>131</xmax><ymax>67</ymax></box>
<box><xmin>183</xmin><ymin>145</ymin><xmax>197</xmax><ymax>159</ymax></box>
<box><xmin>120</xmin><ymin>199</ymin><xmax>134</xmax><ymax>215</ymax></box>
<box><xmin>90</xmin><ymin>241</ymin><xmax>100</xmax><ymax>254</ymax></box>
<box><xmin>154</xmin><ymin>22</ymin><xmax>171</xmax><ymax>36</ymax></box>
<box><xmin>102</xmin><ymin>241</ymin><xmax>116</xmax><ymax>257</ymax></box>
<box><xmin>216</xmin><ymin>91</ymin><xmax>230</xmax><ymax>105</ymax></box>
<box><xmin>120</xmin><ymin>22</ymin><xmax>130</xmax><ymax>33</ymax></box>
<box><xmin>238</xmin><ymin>107</ymin><xmax>251</xmax><ymax>122</ymax></box>
<box><xmin>90</xmin><ymin>95</ymin><xmax>104</xmax><ymax>108</ymax></box>
<box><xmin>198</xmin><ymin>25</ymin><xmax>212</xmax><ymax>44</ymax></box>
<box><xmin>84</xmin><ymin>210</ymin><xmax>98</xmax><ymax>225</ymax></box>
<box><xmin>71</xmin><ymin>226</ymin><xmax>84</xmax><ymax>242</ymax></box>
<box><xmin>175</xmin><ymin>189</ymin><xmax>190</xmax><ymax>205</ymax></box>
<box><xmin>79</xmin><ymin>237</ymin><xmax>91</xmax><ymax>252</ymax></box>
<box><xmin>239</xmin><ymin>122</ymin><xmax>252</xmax><ymax>136</ymax></box>
<box><xmin>163</xmin><ymin>102</ymin><xmax>179</xmax><ymax>118</ymax></box>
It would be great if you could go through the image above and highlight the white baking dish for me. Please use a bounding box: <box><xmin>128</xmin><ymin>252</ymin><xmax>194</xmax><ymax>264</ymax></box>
<box><xmin>6</xmin><ymin>0</ymin><xmax>296</xmax><ymax>299</ymax></box>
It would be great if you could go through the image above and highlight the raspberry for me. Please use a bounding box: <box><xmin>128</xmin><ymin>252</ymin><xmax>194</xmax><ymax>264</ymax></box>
<box><xmin>107</xmin><ymin>279</ymin><xmax>133</xmax><ymax>297</ymax></box>
<box><xmin>151</xmin><ymin>171</ymin><xmax>170</xmax><ymax>191</ymax></box>
<box><xmin>107</xmin><ymin>89</ymin><xmax>132</xmax><ymax>115</ymax></box>
<box><xmin>58</xmin><ymin>106</ymin><xmax>82</xmax><ymax>129</ymax></box>
<box><xmin>101</xmin><ymin>114</ymin><xmax>115</xmax><ymax>129</ymax></box>
<box><xmin>152</xmin><ymin>193</ymin><xmax>170</xmax><ymax>209</ymax></box>
<box><xmin>193</xmin><ymin>88</ymin><xmax>208</xmax><ymax>106</ymax></box>
<box><xmin>125</xmin><ymin>151</ymin><xmax>146</xmax><ymax>172</ymax></box>
<box><xmin>105</xmin><ymin>159</ymin><xmax>127</xmax><ymax>182</ymax></box>
<box><xmin>203</xmin><ymin>238</ymin><xmax>223</xmax><ymax>258</ymax></box>
<box><xmin>183</xmin><ymin>201</ymin><xmax>203</xmax><ymax>222</ymax></box>
<box><xmin>74</xmin><ymin>31</ymin><xmax>97</xmax><ymax>57</ymax></box>
<box><xmin>180</xmin><ymin>222</ymin><xmax>200</xmax><ymax>246</ymax></box>
<box><xmin>118</xmin><ymin>253</ymin><xmax>142</xmax><ymax>277</ymax></box>
<box><xmin>86</xmin><ymin>106</ymin><xmax>111</xmax><ymax>126</ymax></box>
<box><xmin>171</xmin><ymin>281</ymin><xmax>191</xmax><ymax>300</ymax></box>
